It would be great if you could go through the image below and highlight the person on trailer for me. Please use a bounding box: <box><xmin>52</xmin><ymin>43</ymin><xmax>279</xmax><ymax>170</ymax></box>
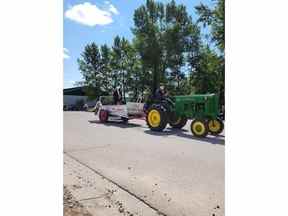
<box><xmin>113</xmin><ymin>86</ymin><xmax>122</xmax><ymax>105</ymax></box>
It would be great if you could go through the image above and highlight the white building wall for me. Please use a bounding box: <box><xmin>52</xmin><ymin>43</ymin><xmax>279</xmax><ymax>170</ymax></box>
<box><xmin>63</xmin><ymin>95</ymin><xmax>96</xmax><ymax>106</ymax></box>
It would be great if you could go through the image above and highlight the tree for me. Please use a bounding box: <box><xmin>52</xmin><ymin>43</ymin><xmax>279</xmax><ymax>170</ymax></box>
<box><xmin>77</xmin><ymin>43</ymin><xmax>104</xmax><ymax>98</ymax></box>
<box><xmin>164</xmin><ymin>1</ymin><xmax>188</xmax><ymax>92</ymax></box>
<box><xmin>100</xmin><ymin>44</ymin><xmax>113</xmax><ymax>93</ymax></box>
<box><xmin>132</xmin><ymin>0</ymin><xmax>164</xmax><ymax>94</ymax></box>
<box><xmin>133</xmin><ymin>0</ymin><xmax>201</xmax><ymax>95</ymax></box>
<box><xmin>76</xmin><ymin>0</ymin><xmax>225</xmax><ymax>103</ymax></box>
<box><xmin>123</xmin><ymin>41</ymin><xmax>143</xmax><ymax>100</ymax></box>
<box><xmin>195</xmin><ymin>0</ymin><xmax>225</xmax><ymax>106</ymax></box>
<box><xmin>195</xmin><ymin>0</ymin><xmax>225</xmax><ymax>53</ymax></box>
<box><xmin>77</xmin><ymin>43</ymin><xmax>112</xmax><ymax>98</ymax></box>
<box><xmin>111</xmin><ymin>36</ymin><xmax>136</xmax><ymax>101</ymax></box>
<box><xmin>191</xmin><ymin>45</ymin><xmax>222</xmax><ymax>94</ymax></box>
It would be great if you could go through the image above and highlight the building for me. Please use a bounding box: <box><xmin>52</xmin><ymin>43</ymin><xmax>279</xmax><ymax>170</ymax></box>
<box><xmin>63</xmin><ymin>86</ymin><xmax>96</xmax><ymax>108</ymax></box>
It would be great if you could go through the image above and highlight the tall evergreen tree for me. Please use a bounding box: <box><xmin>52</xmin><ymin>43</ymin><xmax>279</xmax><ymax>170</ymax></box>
<box><xmin>77</xmin><ymin>43</ymin><xmax>104</xmax><ymax>98</ymax></box>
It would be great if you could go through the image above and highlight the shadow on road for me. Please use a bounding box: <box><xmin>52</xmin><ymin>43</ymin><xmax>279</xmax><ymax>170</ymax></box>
<box><xmin>89</xmin><ymin>119</ymin><xmax>224</xmax><ymax>145</ymax></box>
<box><xmin>88</xmin><ymin>120</ymin><xmax>141</xmax><ymax>128</ymax></box>
<box><xmin>144</xmin><ymin>128</ymin><xmax>225</xmax><ymax>145</ymax></box>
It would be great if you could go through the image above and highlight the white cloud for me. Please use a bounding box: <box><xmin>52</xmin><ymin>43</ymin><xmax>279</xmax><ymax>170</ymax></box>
<box><xmin>105</xmin><ymin>1</ymin><xmax>119</xmax><ymax>15</ymax></box>
<box><xmin>63</xmin><ymin>48</ymin><xmax>70</xmax><ymax>59</ymax></box>
<box><xmin>64</xmin><ymin>80</ymin><xmax>77</xmax><ymax>88</ymax></box>
<box><xmin>67</xmin><ymin>80</ymin><xmax>76</xmax><ymax>85</ymax></box>
<box><xmin>64</xmin><ymin>2</ymin><xmax>117</xmax><ymax>27</ymax></box>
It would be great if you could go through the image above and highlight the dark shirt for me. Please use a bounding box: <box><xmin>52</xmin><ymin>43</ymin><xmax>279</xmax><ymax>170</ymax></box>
<box><xmin>154</xmin><ymin>88</ymin><xmax>165</xmax><ymax>101</ymax></box>
<box><xmin>113</xmin><ymin>89</ymin><xmax>122</xmax><ymax>104</ymax></box>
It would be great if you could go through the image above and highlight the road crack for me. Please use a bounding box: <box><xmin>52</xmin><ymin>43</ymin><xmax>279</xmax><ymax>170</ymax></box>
<box><xmin>64</xmin><ymin>151</ymin><xmax>168</xmax><ymax>216</ymax></box>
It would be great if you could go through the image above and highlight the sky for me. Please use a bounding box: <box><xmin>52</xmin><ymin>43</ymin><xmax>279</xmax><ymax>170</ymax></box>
<box><xmin>63</xmin><ymin>0</ymin><xmax>213</xmax><ymax>88</ymax></box>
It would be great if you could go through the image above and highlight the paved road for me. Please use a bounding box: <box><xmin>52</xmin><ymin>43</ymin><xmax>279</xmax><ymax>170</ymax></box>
<box><xmin>64</xmin><ymin>111</ymin><xmax>224</xmax><ymax>216</ymax></box>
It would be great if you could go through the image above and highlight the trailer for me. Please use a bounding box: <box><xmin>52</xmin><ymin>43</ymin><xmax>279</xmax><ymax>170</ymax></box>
<box><xmin>95</xmin><ymin>96</ymin><xmax>145</xmax><ymax>123</ymax></box>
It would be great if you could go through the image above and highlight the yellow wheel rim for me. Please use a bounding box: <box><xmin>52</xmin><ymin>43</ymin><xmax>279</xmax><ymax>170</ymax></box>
<box><xmin>192</xmin><ymin>121</ymin><xmax>206</xmax><ymax>135</ymax></box>
<box><xmin>148</xmin><ymin>109</ymin><xmax>161</xmax><ymax>127</ymax></box>
<box><xmin>208</xmin><ymin>120</ymin><xmax>221</xmax><ymax>133</ymax></box>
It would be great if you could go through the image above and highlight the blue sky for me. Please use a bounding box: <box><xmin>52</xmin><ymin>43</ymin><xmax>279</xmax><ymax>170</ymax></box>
<box><xmin>64</xmin><ymin>0</ymin><xmax>213</xmax><ymax>88</ymax></box>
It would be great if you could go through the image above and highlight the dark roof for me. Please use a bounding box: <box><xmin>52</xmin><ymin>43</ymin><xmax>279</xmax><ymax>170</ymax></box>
<box><xmin>63</xmin><ymin>86</ymin><xmax>86</xmax><ymax>96</ymax></box>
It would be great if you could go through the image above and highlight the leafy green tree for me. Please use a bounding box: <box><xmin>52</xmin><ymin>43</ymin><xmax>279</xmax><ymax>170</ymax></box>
<box><xmin>132</xmin><ymin>0</ymin><xmax>164</xmax><ymax>94</ymax></box>
<box><xmin>111</xmin><ymin>36</ymin><xmax>136</xmax><ymax>101</ymax></box>
<box><xmin>133</xmin><ymin>0</ymin><xmax>201</xmax><ymax>95</ymax></box>
<box><xmin>77</xmin><ymin>43</ymin><xmax>113</xmax><ymax>98</ymax></box>
<box><xmin>76</xmin><ymin>0</ymin><xmax>225</xmax><ymax>104</ymax></box>
<box><xmin>110</xmin><ymin>36</ymin><xmax>122</xmax><ymax>88</ymax></box>
<box><xmin>131</xmin><ymin>37</ymin><xmax>154</xmax><ymax>95</ymax></box>
<box><xmin>195</xmin><ymin>0</ymin><xmax>225</xmax><ymax>105</ymax></box>
<box><xmin>100</xmin><ymin>44</ymin><xmax>113</xmax><ymax>93</ymax></box>
<box><xmin>164</xmin><ymin>0</ymin><xmax>201</xmax><ymax>94</ymax></box>
<box><xmin>195</xmin><ymin>0</ymin><xmax>225</xmax><ymax>53</ymax></box>
<box><xmin>77</xmin><ymin>43</ymin><xmax>104</xmax><ymax>98</ymax></box>
<box><xmin>123</xmin><ymin>42</ymin><xmax>143</xmax><ymax>100</ymax></box>
<box><xmin>191</xmin><ymin>45</ymin><xmax>222</xmax><ymax>94</ymax></box>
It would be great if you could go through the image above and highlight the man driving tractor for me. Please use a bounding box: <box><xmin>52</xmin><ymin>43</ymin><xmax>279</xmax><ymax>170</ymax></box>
<box><xmin>143</xmin><ymin>83</ymin><xmax>169</xmax><ymax>113</ymax></box>
<box><xmin>154</xmin><ymin>83</ymin><xmax>168</xmax><ymax>101</ymax></box>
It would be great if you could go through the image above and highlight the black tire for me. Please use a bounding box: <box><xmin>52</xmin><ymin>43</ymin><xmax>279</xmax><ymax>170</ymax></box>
<box><xmin>169</xmin><ymin>116</ymin><xmax>187</xmax><ymax>129</ymax></box>
<box><xmin>207</xmin><ymin>118</ymin><xmax>224</xmax><ymax>135</ymax></box>
<box><xmin>121</xmin><ymin>117</ymin><xmax>129</xmax><ymax>123</ymax></box>
<box><xmin>99</xmin><ymin>109</ymin><xmax>109</xmax><ymax>123</ymax></box>
<box><xmin>146</xmin><ymin>105</ymin><xmax>168</xmax><ymax>131</ymax></box>
<box><xmin>190</xmin><ymin>119</ymin><xmax>209</xmax><ymax>138</ymax></box>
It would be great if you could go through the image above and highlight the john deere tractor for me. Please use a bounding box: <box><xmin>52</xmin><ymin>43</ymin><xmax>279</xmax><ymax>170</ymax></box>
<box><xmin>145</xmin><ymin>94</ymin><xmax>224</xmax><ymax>137</ymax></box>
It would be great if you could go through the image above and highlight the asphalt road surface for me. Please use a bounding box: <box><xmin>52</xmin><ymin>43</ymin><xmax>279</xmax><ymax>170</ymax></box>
<box><xmin>64</xmin><ymin>111</ymin><xmax>225</xmax><ymax>216</ymax></box>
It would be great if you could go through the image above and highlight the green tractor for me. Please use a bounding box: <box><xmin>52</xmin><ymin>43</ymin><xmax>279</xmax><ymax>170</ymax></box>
<box><xmin>145</xmin><ymin>94</ymin><xmax>224</xmax><ymax>137</ymax></box>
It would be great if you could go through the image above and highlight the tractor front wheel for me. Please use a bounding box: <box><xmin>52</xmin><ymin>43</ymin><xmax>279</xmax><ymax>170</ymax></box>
<box><xmin>191</xmin><ymin>120</ymin><xmax>208</xmax><ymax>137</ymax></box>
<box><xmin>207</xmin><ymin>118</ymin><xmax>224</xmax><ymax>135</ymax></box>
<box><xmin>146</xmin><ymin>105</ymin><xmax>168</xmax><ymax>131</ymax></box>
<box><xmin>169</xmin><ymin>116</ymin><xmax>187</xmax><ymax>129</ymax></box>
<box><xmin>99</xmin><ymin>110</ymin><xmax>109</xmax><ymax>123</ymax></box>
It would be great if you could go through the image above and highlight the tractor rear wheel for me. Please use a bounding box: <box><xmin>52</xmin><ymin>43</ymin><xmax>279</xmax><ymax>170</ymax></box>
<box><xmin>146</xmin><ymin>105</ymin><xmax>168</xmax><ymax>131</ymax></box>
<box><xmin>121</xmin><ymin>117</ymin><xmax>129</xmax><ymax>123</ymax></box>
<box><xmin>191</xmin><ymin>119</ymin><xmax>208</xmax><ymax>137</ymax></box>
<box><xmin>169</xmin><ymin>116</ymin><xmax>187</xmax><ymax>129</ymax></box>
<box><xmin>99</xmin><ymin>110</ymin><xmax>109</xmax><ymax>123</ymax></box>
<box><xmin>208</xmin><ymin>118</ymin><xmax>224</xmax><ymax>135</ymax></box>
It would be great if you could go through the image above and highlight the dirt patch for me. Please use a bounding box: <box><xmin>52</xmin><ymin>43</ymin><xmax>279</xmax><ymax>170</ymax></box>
<box><xmin>64</xmin><ymin>186</ymin><xmax>92</xmax><ymax>216</ymax></box>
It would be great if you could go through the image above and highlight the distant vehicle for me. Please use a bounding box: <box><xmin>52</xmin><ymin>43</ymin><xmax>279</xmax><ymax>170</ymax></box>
<box><xmin>63</xmin><ymin>104</ymin><xmax>86</xmax><ymax>111</ymax></box>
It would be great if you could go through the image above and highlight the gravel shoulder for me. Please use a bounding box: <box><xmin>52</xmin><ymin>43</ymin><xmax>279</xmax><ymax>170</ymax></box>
<box><xmin>64</xmin><ymin>153</ymin><xmax>162</xmax><ymax>216</ymax></box>
<box><xmin>64</xmin><ymin>186</ymin><xmax>92</xmax><ymax>216</ymax></box>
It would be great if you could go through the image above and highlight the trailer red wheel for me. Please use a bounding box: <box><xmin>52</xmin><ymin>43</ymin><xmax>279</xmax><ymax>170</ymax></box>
<box><xmin>99</xmin><ymin>110</ymin><xmax>109</xmax><ymax>123</ymax></box>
